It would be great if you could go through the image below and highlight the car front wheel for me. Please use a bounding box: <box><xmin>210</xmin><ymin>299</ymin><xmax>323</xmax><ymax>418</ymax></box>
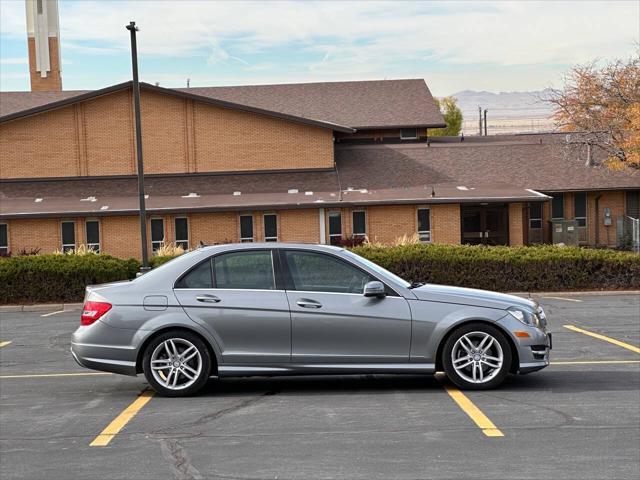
<box><xmin>142</xmin><ymin>330</ymin><xmax>211</xmax><ymax>397</ymax></box>
<box><xmin>442</xmin><ymin>323</ymin><xmax>512</xmax><ymax>390</ymax></box>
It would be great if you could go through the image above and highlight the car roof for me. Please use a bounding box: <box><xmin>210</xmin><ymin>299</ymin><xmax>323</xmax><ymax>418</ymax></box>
<box><xmin>198</xmin><ymin>242</ymin><xmax>346</xmax><ymax>253</ymax></box>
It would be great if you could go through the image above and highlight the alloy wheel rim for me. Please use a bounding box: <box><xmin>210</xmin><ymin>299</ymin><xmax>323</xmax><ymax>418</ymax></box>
<box><xmin>150</xmin><ymin>338</ymin><xmax>202</xmax><ymax>390</ymax></box>
<box><xmin>451</xmin><ymin>331</ymin><xmax>504</xmax><ymax>384</ymax></box>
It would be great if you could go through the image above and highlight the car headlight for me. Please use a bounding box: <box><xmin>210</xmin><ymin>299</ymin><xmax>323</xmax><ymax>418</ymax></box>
<box><xmin>507</xmin><ymin>307</ymin><xmax>538</xmax><ymax>327</ymax></box>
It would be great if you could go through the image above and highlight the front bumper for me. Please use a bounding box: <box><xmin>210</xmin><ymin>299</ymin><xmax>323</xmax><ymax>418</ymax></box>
<box><xmin>71</xmin><ymin>320</ymin><xmax>139</xmax><ymax>376</ymax></box>
<box><xmin>497</xmin><ymin>315</ymin><xmax>552</xmax><ymax>375</ymax></box>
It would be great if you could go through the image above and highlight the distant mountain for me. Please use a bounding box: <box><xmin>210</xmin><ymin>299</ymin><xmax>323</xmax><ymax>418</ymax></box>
<box><xmin>446</xmin><ymin>90</ymin><xmax>557</xmax><ymax>135</ymax></box>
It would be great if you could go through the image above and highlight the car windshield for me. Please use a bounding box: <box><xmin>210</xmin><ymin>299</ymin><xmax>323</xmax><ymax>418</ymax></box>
<box><xmin>342</xmin><ymin>250</ymin><xmax>411</xmax><ymax>288</ymax></box>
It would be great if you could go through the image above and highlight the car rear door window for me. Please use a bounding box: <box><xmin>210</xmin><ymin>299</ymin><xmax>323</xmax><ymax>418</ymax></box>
<box><xmin>175</xmin><ymin>259</ymin><xmax>213</xmax><ymax>288</ymax></box>
<box><xmin>214</xmin><ymin>250</ymin><xmax>275</xmax><ymax>290</ymax></box>
<box><xmin>283</xmin><ymin>250</ymin><xmax>373</xmax><ymax>294</ymax></box>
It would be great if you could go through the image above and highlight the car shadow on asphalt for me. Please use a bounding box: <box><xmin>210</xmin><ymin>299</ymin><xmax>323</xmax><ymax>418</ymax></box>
<box><xmin>179</xmin><ymin>369</ymin><xmax>640</xmax><ymax>398</ymax></box>
<box><xmin>500</xmin><ymin>369</ymin><xmax>640</xmax><ymax>393</ymax></box>
<box><xmin>193</xmin><ymin>374</ymin><xmax>444</xmax><ymax>398</ymax></box>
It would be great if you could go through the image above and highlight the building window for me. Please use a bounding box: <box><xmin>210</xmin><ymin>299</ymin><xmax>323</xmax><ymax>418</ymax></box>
<box><xmin>628</xmin><ymin>190</ymin><xmax>640</xmax><ymax>219</ymax></box>
<box><xmin>240</xmin><ymin>214</ymin><xmax>254</xmax><ymax>242</ymax></box>
<box><xmin>264</xmin><ymin>214</ymin><xmax>278</xmax><ymax>242</ymax></box>
<box><xmin>417</xmin><ymin>208</ymin><xmax>431</xmax><ymax>242</ymax></box>
<box><xmin>0</xmin><ymin>224</ymin><xmax>8</xmax><ymax>255</ymax></box>
<box><xmin>574</xmin><ymin>192</ymin><xmax>587</xmax><ymax>227</ymax></box>
<box><xmin>551</xmin><ymin>193</ymin><xmax>564</xmax><ymax>219</ymax></box>
<box><xmin>61</xmin><ymin>221</ymin><xmax>75</xmax><ymax>252</ymax></box>
<box><xmin>85</xmin><ymin>220</ymin><xmax>100</xmax><ymax>252</ymax></box>
<box><xmin>328</xmin><ymin>211</ymin><xmax>342</xmax><ymax>245</ymax></box>
<box><xmin>352</xmin><ymin>211</ymin><xmax>366</xmax><ymax>238</ymax></box>
<box><xmin>175</xmin><ymin>217</ymin><xmax>189</xmax><ymax>250</ymax></box>
<box><xmin>150</xmin><ymin>218</ymin><xmax>165</xmax><ymax>252</ymax></box>
<box><xmin>400</xmin><ymin>128</ymin><xmax>418</xmax><ymax>140</ymax></box>
<box><xmin>529</xmin><ymin>203</ymin><xmax>543</xmax><ymax>229</ymax></box>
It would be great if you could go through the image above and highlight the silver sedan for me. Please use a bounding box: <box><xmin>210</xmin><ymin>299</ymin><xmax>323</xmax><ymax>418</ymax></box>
<box><xmin>71</xmin><ymin>243</ymin><xmax>551</xmax><ymax>396</ymax></box>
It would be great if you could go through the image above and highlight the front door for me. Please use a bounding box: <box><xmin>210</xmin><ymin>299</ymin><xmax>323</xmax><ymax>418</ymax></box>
<box><xmin>462</xmin><ymin>205</ymin><xmax>509</xmax><ymax>245</ymax></box>
<box><xmin>174</xmin><ymin>249</ymin><xmax>291</xmax><ymax>364</ymax></box>
<box><xmin>280</xmin><ymin>249</ymin><xmax>412</xmax><ymax>363</ymax></box>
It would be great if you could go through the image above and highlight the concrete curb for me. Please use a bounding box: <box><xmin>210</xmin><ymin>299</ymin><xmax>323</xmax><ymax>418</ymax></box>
<box><xmin>0</xmin><ymin>303</ymin><xmax>82</xmax><ymax>313</ymax></box>
<box><xmin>510</xmin><ymin>290</ymin><xmax>640</xmax><ymax>297</ymax></box>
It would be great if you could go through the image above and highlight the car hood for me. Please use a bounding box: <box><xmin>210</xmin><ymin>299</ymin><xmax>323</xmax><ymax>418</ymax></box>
<box><xmin>411</xmin><ymin>283</ymin><xmax>536</xmax><ymax>311</ymax></box>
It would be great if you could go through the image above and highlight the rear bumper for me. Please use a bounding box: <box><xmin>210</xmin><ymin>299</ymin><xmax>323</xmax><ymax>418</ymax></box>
<box><xmin>71</xmin><ymin>320</ymin><xmax>139</xmax><ymax>376</ymax></box>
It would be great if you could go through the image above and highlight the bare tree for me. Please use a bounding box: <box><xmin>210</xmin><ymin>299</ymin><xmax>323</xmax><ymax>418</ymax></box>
<box><xmin>545</xmin><ymin>54</ymin><xmax>640</xmax><ymax>169</ymax></box>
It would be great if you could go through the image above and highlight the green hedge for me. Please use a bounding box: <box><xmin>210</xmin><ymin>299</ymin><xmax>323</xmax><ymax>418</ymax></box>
<box><xmin>352</xmin><ymin>244</ymin><xmax>640</xmax><ymax>292</ymax></box>
<box><xmin>1</xmin><ymin>245</ymin><xmax>638</xmax><ymax>304</ymax></box>
<box><xmin>0</xmin><ymin>254</ymin><xmax>139</xmax><ymax>304</ymax></box>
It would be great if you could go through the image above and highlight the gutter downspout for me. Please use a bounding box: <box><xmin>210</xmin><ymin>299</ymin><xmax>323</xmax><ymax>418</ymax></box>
<box><xmin>595</xmin><ymin>194</ymin><xmax>602</xmax><ymax>247</ymax></box>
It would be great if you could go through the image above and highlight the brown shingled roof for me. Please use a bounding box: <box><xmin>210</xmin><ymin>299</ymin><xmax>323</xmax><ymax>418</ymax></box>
<box><xmin>335</xmin><ymin>134</ymin><xmax>640</xmax><ymax>192</ymax></box>
<box><xmin>177</xmin><ymin>79</ymin><xmax>445</xmax><ymax>129</ymax></box>
<box><xmin>0</xmin><ymin>78</ymin><xmax>444</xmax><ymax>130</ymax></box>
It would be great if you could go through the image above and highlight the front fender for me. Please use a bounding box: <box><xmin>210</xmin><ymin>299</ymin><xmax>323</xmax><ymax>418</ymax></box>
<box><xmin>408</xmin><ymin>299</ymin><xmax>507</xmax><ymax>363</ymax></box>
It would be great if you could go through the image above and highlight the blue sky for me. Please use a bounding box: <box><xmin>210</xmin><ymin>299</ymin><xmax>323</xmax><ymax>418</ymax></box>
<box><xmin>1</xmin><ymin>0</ymin><xmax>638</xmax><ymax>95</ymax></box>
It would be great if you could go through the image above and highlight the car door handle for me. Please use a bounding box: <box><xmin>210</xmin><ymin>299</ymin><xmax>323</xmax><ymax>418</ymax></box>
<box><xmin>296</xmin><ymin>299</ymin><xmax>322</xmax><ymax>309</ymax></box>
<box><xmin>196</xmin><ymin>294</ymin><xmax>221</xmax><ymax>303</ymax></box>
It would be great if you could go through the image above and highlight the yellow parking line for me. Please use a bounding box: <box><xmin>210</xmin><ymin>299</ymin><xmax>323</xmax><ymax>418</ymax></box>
<box><xmin>564</xmin><ymin>325</ymin><xmax>640</xmax><ymax>354</ymax></box>
<box><xmin>90</xmin><ymin>389</ymin><xmax>154</xmax><ymax>447</ymax></box>
<box><xmin>439</xmin><ymin>379</ymin><xmax>503</xmax><ymax>437</ymax></box>
<box><xmin>0</xmin><ymin>341</ymin><xmax>12</xmax><ymax>348</ymax></box>
<box><xmin>0</xmin><ymin>372</ymin><xmax>112</xmax><ymax>379</ymax></box>
<box><xmin>552</xmin><ymin>360</ymin><xmax>640</xmax><ymax>365</ymax></box>
<box><xmin>41</xmin><ymin>310</ymin><xmax>65</xmax><ymax>317</ymax></box>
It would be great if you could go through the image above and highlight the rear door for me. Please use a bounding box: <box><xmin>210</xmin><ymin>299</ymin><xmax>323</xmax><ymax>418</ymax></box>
<box><xmin>281</xmin><ymin>249</ymin><xmax>411</xmax><ymax>363</ymax></box>
<box><xmin>174</xmin><ymin>249</ymin><xmax>291</xmax><ymax>364</ymax></box>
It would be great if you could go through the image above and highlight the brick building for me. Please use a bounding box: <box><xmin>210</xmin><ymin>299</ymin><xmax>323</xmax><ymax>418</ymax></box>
<box><xmin>1</xmin><ymin>2</ymin><xmax>639</xmax><ymax>258</ymax></box>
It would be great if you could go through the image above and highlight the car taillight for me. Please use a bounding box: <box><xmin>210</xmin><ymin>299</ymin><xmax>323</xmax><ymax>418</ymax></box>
<box><xmin>80</xmin><ymin>301</ymin><xmax>112</xmax><ymax>326</ymax></box>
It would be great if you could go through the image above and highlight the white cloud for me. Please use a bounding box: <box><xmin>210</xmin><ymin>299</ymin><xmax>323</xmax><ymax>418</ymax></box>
<box><xmin>0</xmin><ymin>57</ymin><xmax>28</xmax><ymax>65</ymax></box>
<box><xmin>1</xmin><ymin>0</ymin><xmax>638</xmax><ymax>92</ymax></box>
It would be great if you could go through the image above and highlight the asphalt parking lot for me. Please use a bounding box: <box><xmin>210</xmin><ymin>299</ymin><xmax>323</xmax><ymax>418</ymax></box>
<box><xmin>1</xmin><ymin>293</ymin><xmax>639</xmax><ymax>480</ymax></box>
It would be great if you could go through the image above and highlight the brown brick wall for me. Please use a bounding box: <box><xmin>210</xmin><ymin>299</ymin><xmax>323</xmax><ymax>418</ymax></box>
<box><xmin>84</xmin><ymin>90</ymin><xmax>136</xmax><ymax>176</ymax></box>
<box><xmin>1</xmin><ymin>88</ymin><xmax>334</xmax><ymax>179</ymax></box>
<box><xmin>366</xmin><ymin>205</ymin><xmax>415</xmax><ymax>244</ymax></box>
<box><xmin>508</xmin><ymin>203</ymin><xmax>525</xmax><ymax>246</ymax></box>
<box><xmin>9</xmin><ymin>195</ymin><xmax>633</xmax><ymax>259</ymax></box>
<box><xmin>431</xmin><ymin>204</ymin><xmax>461</xmax><ymax>244</ymax></box>
<box><xmin>28</xmin><ymin>37</ymin><xmax>62</xmax><ymax>92</ymax></box>
<box><xmin>6</xmin><ymin>218</ymin><xmax>60</xmax><ymax>253</ymax></box>
<box><xmin>100</xmin><ymin>216</ymin><xmax>141</xmax><ymax>259</ymax></box>
<box><xmin>279</xmin><ymin>209</ymin><xmax>320</xmax><ymax>243</ymax></box>
<box><xmin>192</xmin><ymin>100</ymin><xmax>333</xmax><ymax>173</ymax></box>
<box><xmin>190</xmin><ymin>212</ymin><xmax>239</xmax><ymax>246</ymax></box>
<box><xmin>1</xmin><ymin>106</ymin><xmax>79</xmax><ymax>178</ymax></box>
<box><xmin>587</xmin><ymin>190</ymin><xmax>626</xmax><ymax>247</ymax></box>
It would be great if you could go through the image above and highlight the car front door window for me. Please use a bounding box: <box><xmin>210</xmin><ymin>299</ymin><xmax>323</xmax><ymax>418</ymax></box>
<box><xmin>282</xmin><ymin>250</ymin><xmax>373</xmax><ymax>294</ymax></box>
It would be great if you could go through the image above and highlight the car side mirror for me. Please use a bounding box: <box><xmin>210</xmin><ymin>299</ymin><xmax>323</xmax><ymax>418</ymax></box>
<box><xmin>363</xmin><ymin>281</ymin><xmax>386</xmax><ymax>298</ymax></box>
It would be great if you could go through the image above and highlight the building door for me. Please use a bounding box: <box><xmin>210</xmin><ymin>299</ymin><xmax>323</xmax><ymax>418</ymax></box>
<box><xmin>461</xmin><ymin>205</ymin><xmax>509</xmax><ymax>245</ymax></box>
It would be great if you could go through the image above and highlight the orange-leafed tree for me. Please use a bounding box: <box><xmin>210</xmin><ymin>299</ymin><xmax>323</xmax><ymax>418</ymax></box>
<box><xmin>546</xmin><ymin>54</ymin><xmax>640</xmax><ymax>169</ymax></box>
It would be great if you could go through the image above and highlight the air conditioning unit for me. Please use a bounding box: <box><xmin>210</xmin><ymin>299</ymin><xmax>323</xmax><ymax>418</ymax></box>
<box><xmin>550</xmin><ymin>219</ymin><xmax>579</xmax><ymax>246</ymax></box>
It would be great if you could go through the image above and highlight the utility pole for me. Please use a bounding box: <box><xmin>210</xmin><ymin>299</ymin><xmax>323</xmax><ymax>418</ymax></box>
<box><xmin>126</xmin><ymin>21</ymin><xmax>149</xmax><ymax>271</ymax></box>
<box><xmin>483</xmin><ymin>109</ymin><xmax>488</xmax><ymax>136</ymax></box>
<box><xmin>478</xmin><ymin>106</ymin><xmax>483</xmax><ymax>136</ymax></box>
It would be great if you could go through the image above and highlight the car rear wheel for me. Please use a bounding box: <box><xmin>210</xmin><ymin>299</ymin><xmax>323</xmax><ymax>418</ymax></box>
<box><xmin>142</xmin><ymin>330</ymin><xmax>211</xmax><ymax>397</ymax></box>
<box><xmin>442</xmin><ymin>323</ymin><xmax>512</xmax><ymax>390</ymax></box>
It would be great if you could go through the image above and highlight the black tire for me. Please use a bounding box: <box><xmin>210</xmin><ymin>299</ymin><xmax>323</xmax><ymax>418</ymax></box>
<box><xmin>442</xmin><ymin>322</ymin><xmax>512</xmax><ymax>390</ymax></box>
<box><xmin>142</xmin><ymin>330</ymin><xmax>212</xmax><ymax>397</ymax></box>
